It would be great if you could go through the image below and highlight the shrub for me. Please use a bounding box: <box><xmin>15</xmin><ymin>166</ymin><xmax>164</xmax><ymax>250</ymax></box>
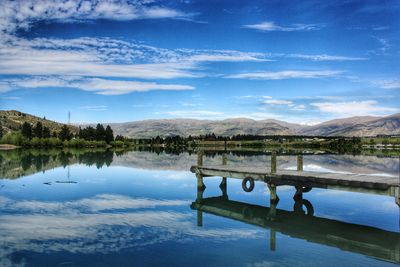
<box><xmin>0</xmin><ymin>131</ymin><xmax>29</xmax><ymax>146</ymax></box>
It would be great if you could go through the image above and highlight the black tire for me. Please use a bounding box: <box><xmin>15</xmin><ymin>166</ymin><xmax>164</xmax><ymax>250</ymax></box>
<box><xmin>302</xmin><ymin>186</ymin><xmax>312</xmax><ymax>193</ymax></box>
<box><xmin>242</xmin><ymin>177</ymin><xmax>255</xmax><ymax>192</ymax></box>
<box><xmin>293</xmin><ymin>199</ymin><xmax>314</xmax><ymax>216</ymax></box>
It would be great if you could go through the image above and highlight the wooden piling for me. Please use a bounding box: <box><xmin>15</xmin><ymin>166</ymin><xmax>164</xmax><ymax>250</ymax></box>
<box><xmin>197</xmin><ymin>210</ymin><xmax>203</xmax><ymax>226</ymax></box>
<box><xmin>268</xmin><ymin>183</ymin><xmax>279</xmax><ymax>203</ymax></box>
<box><xmin>297</xmin><ymin>155</ymin><xmax>303</xmax><ymax>172</ymax></box>
<box><xmin>196</xmin><ymin>173</ymin><xmax>205</xmax><ymax>192</ymax></box>
<box><xmin>220</xmin><ymin>153</ymin><xmax>228</xmax><ymax>197</ymax></box>
<box><xmin>294</xmin><ymin>185</ymin><xmax>303</xmax><ymax>200</ymax></box>
<box><xmin>222</xmin><ymin>153</ymin><xmax>227</xmax><ymax>165</ymax></box>
<box><xmin>271</xmin><ymin>152</ymin><xmax>277</xmax><ymax>174</ymax></box>
<box><xmin>220</xmin><ymin>177</ymin><xmax>227</xmax><ymax>198</ymax></box>
<box><xmin>197</xmin><ymin>151</ymin><xmax>204</xmax><ymax>166</ymax></box>
<box><xmin>270</xmin><ymin>229</ymin><xmax>276</xmax><ymax>251</ymax></box>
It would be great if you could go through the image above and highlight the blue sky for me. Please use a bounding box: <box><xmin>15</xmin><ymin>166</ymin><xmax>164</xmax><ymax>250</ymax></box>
<box><xmin>0</xmin><ymin>0</ymin><xmax>399</xmax><ymax>125</ymax></box>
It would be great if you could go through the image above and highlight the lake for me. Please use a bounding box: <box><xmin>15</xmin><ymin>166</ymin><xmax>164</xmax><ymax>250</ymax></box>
<box><xmin>0</xmin><ymin>149</ymin><xmax>399</xmax><ymax>267</ymax></box>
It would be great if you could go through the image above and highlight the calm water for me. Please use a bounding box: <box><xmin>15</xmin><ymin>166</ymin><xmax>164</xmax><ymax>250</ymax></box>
<box><xmin>0</xmin><ymin>149</ymin><xmax>399</xmax><ymax>267</ymax></box>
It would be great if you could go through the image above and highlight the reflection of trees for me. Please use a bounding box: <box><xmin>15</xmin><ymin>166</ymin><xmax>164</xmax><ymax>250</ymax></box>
<box><xmin>0</xmin><ymin>149</ymin><xmax>129</xmax><ymax>179</ymax></box>
<box><xmin>21</xmin><ymin>154</ymin><xmax>32</xmax><ymax>171</ymax></box>
<box><xmin>77</xmin><ymin>150</ymin><xmax>114</xmax><ymax>168</ymax></box>
<box><xmin>129</xmin><ymin>146</ymin><xmax>329</xmax><ymax>157</ymax></box>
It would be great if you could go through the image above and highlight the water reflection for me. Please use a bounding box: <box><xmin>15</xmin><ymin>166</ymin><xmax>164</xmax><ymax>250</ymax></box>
<box><xmin>0</xmin><ymin>149</ymin><xmax>117</xmax><ymax>179</ymax></box>
<box><xmin>1</xmin><ymin>149</ymin><xmax>398</xmax><ymax>179</ymax></box>
<box><xmin>0</xmin><ymin>194</ymin><xmax>261</xmax><ymax>267</ymax></box>
<box><xmin>191</xmin><ymin>187</ymin><xmax>400</xmax><ymax>264</ymax></box>
<box><xmin>0</xmin><ymin>149</ymin><xmax>399</xmax><ymax>267</ymax></box>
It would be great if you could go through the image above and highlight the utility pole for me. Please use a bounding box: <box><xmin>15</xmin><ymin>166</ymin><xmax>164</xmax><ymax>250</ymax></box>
<box><xmin>68</xmin><ymin>111</ymin><xmax>71</xmax><ymax>125</ymax></box>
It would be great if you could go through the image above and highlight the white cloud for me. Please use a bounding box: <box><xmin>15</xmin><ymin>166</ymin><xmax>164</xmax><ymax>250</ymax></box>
<box><xmin>79</xmin><ymin>105</ymin><xmax>108</xmax><ymax>111</ymax></box>
<box><xmin>163</xmin><ymin>110</ymin><xmax>224</xmax><ymax>119</ymax></box>
<box><xmin>0</xmin><ymin>49</ymin><xmax>197</xmax><ymax>79</ymax></box>
<box><xmin>1</xmin><ymin>96</ymin><xmax>21</xmax><ymax>100</ymax></box>
<box><xmin>0</xmin><ymin>194</ymin><xmax>262</xmax><ymax>267</ymax></box>
<box><xmin>374</xmin><ymin>79</ymin><xmax>400</xmax><ymax>89</ymax></box>
<box><xmin>2</xmin><ymin>77</ymin><xmax>195</xmax><ymax>95</ymax></box>
<box><xmin>243</xmin><ymin>21</ymin><xmax>321</xmax><ymax>32</ymax></box>
<box><xmin>226</xmin><ymin>70</ymin><xmax>342</xmax><ymax>80</ymax></box>
<box><xmin>0</xmin><ymin>36</ymin><xmax>273</xmax><ymax>91</ymax></box>
<box><xmin>288</xmin><ymin>54</ymin><xmax>367</xmax><ymax>61</ymax></box>
<box><xmin>180</xmin><ymin>102</ymin><xmax>202</xmax><ymax>107</ymax></box>
<box><xmin>0</xmin><ymin>0</ymin><xmax>188</xmax><ymax>35</ymax></box>
<box><xmin>291</xmin><ymin>104</ymin><xmax>306</xmax><ymax>111</ymax></box>
<box><xmin>311</xmin><ymin>100</ymin><xmax>398</xmax><ymax>116</ymax></box>
<box><xmin>187</xmin><ymin>50</ymin><xmax>270</xmax><ymax>62</ymax></box>
<box><xmin>369</xmin><ymin>37</ymin><xmax>391</xmax><ymax>55</ymax></box>
<box><xmin>264</xmin><ymin>99</ymin><xmax>293</xmax><ymax>105</ymax></box>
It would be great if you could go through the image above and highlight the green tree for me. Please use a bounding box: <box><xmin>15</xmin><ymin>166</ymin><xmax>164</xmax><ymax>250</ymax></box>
<box><xmin>42</xmin><ymin>126</ymin><xmax>51</xmax><ymax>138</ymax></box>
<box><xmin>33</xmin><ymin>122</ymin><xmax>43</xmax><ymax>138</ymax></box>
<box><xmin>105</xmin><ymin>125</ymin><xmax>114</xmax><ymax>144</ymax></box>
<box><xmin>1</xmin><ymin>132</ymin><xmax>27</xmax><ymax>146</ymax></box>
<box><xmin>21</xmin><ymin>122</ymin><xmax>32</xmax><ymax>139</ymax></box>
<box><xmin>0</xmin><ymin>123</ymin><xmax>3</xmax><ymax>140</ymax></box>
<box><xmin>59</xmin><ymin>125</ymin><xmax>72</xmax><ymax>141</ymax></box>
<box><xmin>369</xmin><ymin>139</ymin><xmax>376</xmax><ymax>145</ymax></box>
<box><xmin>95</xmin><ymin>124</ymin><xmax>106</xmax><ymax>141</ymax></box>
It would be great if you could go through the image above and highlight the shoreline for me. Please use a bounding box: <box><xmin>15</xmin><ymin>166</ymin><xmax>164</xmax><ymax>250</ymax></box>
<box><xmin>0</xmin><ymin>144</ymin><xmax>19</xmax><ymax>150</ymax></box>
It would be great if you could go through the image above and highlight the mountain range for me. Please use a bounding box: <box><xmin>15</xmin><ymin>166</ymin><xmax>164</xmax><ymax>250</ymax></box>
<box><xmin>1</xmin><ymin>110</ymin><xmax>399</xmax><ymax>138</ymax></box>
<box><xmin>107</xmin><ymin>113</ymin><xmax>400</xmax><ymax>138</ymax></box>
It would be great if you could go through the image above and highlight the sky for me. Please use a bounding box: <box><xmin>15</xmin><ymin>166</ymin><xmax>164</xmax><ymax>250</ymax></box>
<box><xmin>0</xmin><ymin>0</ymin><xmax>399</xmax><ymax>125</ymax></box>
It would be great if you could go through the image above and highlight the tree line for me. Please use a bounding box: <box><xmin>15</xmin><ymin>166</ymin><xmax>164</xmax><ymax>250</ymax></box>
<box><xmin>19</xmin><ymin>122</ymin><xmax>114</xmax><ymax>143</ymax></box>
<box><xmin>0</xmin><ymin>121</ymin><xmax>120</xmax><ymax>148</ymax></box>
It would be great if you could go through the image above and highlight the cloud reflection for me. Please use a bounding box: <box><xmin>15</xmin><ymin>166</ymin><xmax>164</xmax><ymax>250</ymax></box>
<box><xmin>0</xmin><ymin>194</ymin><xmax>262</xmax><ymax>267</ymax></box>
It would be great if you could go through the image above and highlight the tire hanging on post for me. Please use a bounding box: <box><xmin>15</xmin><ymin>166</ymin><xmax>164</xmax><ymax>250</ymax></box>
<box><xmin>242</xmin><ymin>177</ymin><xmax>255</xmax><ymax>192</ymax></box>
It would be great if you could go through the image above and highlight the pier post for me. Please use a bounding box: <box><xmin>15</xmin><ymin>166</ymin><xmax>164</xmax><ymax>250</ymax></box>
<box><xmin>268</xmin><ymin>183</ymin><xmax>279</xmax><ymax>203</ymax></box>
<box><xmin>271</xmin><ymin>151</ymin><xmax>277</xmax><ymax>174</ymax></box>
<box><xmin>270</xmin><ymin>229</ymin><xmax>276</xmax><ymax>251</ymax></box>
<box><xmin>220</xmin><ymin>177</ymin><xmax>228</xmax><ymax>199</ymax></box>
<box><xmin>197</xmin><ymin>210</ymin><xmax>203</xmax><ymax>227</ymax></box>
<box><xmin>297</xmin><ymin>155</ymin><xmax>303</xmax><ymax>172</ymax></box>
<box><xmin>220</xmin><ymin>153</ymin><xmax>228</xmax><ymax>198</ymax></box>
<box><xmin>195</xmin><ymin>173</ymin><xmax>205</xmax><ymax>226</ymax></box>
<box><xmin>267</xmin><ymin>184</ymin><xmax>279</xmax><ymax>221</ymax></box>
<box><xmin>294</xmin><ymin>185</ymin><xmax>303</xmax><ymax>201</ymax></box>
<box><xmin>196</xmin><ymin>173</ymin><xmax>206</xmax><ymax>195</ymax></box>
<box><xmin>197</xmin><ymin>151</ymin><xmax>204</xmax><ymax>166</ymax></box>
<box><xmin>222</xmin><ymin>153</ymin><xmax>227</xmax><ymax>165</ymax></box>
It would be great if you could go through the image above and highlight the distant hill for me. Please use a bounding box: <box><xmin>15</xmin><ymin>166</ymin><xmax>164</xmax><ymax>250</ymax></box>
<box><xmin>301</xmin><ymin>114</ymin><xmax>400</xmax><ymax>137</ymax></box>
<box><xmin>2</xmin><ymin>110</ymin><xmax>399</xmax><ymax>138</ymax></box>
<box><xmin>0</xmin><ymin>110</ymin><xmax>78</xmax><ymax>134</ymax></box>
<box><xmin>107</xmin><ymin>118</ymin><xmax>296</xmax><ymax>138</ymax></box>
<box><xmin>107</xmin><ymin>113</ymin><xmax>400</xmax><ymax>138</ymax></box>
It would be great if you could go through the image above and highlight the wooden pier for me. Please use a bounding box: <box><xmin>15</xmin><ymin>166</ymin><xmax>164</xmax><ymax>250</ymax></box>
<box><xmin>191</xmin><ymin>152</ymin><xmax>400</xmax><ymax>205</ymax></box>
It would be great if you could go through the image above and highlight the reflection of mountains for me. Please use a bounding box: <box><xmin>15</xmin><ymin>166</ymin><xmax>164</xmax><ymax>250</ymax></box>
<box><xmin>191</xmin><ymin>196</ymin><xmax>400</xmax><ymax>264</ymax></box>
<box><xmin>113</xmin><ymin>151</ymin><xmax>399</xmax><ymax>176</ymax></box>
<box><xmin>1</xmin><ymin>149</ymin><xmax>398</xmax><ymax>179</ymax></box>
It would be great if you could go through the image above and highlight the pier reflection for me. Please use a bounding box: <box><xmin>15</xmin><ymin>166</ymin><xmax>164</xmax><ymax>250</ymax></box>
<box><xmin>191</xmin><ymin>185</ymin><xmax>400</xmax><ymax>264</ymax></box>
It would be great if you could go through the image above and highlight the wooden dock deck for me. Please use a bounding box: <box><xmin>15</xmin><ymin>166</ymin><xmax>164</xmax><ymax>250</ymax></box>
<box><xmin>190</xmin><ymin>153</ymin><xmax>400</xmax><ymax>204</ymax></box>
